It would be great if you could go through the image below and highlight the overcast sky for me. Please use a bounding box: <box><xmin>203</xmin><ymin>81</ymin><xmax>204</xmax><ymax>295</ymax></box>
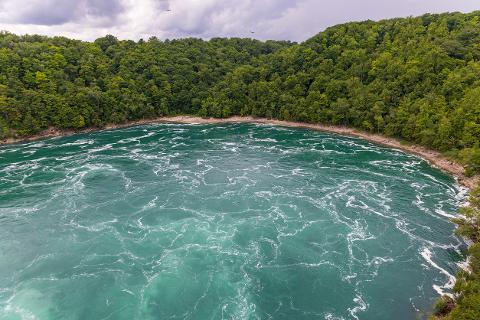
<box><xmin>0</xmin><ymin>0</ymin><xmax>478</xmax><ymax>42</ymax></box>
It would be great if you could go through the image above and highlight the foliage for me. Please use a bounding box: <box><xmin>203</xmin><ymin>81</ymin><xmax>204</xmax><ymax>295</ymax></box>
<box><xmin>439</xmin><ymin>242</ymin><xmax>480</xmax><ymax>320</ymax></box>
<box><xmin>454</xmin><ymin>186</ymin><xmax>480</xmax><ymax>242</ymax></box>
<box><xmin>432</xmin><ymin>295</ymin><xmax>455</xmax><ymax>317</ymax></box>
<box><xmin>0</xmin><ymin>33</ymin><xmax>292</xmax><ymax>137</ymax></box>
<box><xmin>1</xmin><ymin>11</ymin><xmax>480</xmax><ymax>318</ymax></box>
<box><xmin>433</xmin><ymin>186</ymin><xmax>480</xmax><ymax>320</ymax></box>
<box><xmin>0</xmin><ymin>12</ymin><xmax>479</xmax><ymax>174</ymax></box>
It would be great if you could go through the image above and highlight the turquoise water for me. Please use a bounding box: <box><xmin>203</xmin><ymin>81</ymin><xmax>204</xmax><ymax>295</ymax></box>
<box><xmin>0</xmin><ymin>124</ymin><xmax>464</xmax><ymax>320</ymax></box>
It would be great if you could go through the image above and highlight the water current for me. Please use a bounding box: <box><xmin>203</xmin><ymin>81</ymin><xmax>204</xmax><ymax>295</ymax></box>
<box><xmin>0</xmin><ymin>124</ymin><xmax>466</xmax><ymax>319</ymax></box>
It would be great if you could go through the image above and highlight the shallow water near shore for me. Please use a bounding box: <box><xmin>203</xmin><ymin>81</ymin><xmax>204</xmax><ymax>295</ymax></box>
<box><xmin>0</xmin><ymin>123</ymin><xmax>465</xmax><ymax>319</ymax></box>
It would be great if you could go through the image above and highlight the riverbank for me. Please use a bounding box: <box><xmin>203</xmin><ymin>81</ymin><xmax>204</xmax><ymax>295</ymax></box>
<box><xmin>2</xmin><ymin>115</ymin><xmax>479</xmax><ymax>189</ymax></box>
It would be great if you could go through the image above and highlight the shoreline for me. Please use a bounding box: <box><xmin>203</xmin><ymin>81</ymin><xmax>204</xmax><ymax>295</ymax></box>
<box><xmin>2</xmin><ymin>115</ymin><xmax>479</xmax><ymax>189</ymax></box>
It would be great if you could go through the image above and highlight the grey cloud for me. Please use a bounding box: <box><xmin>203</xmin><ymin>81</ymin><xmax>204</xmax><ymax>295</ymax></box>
<box><xmin>155</xmin><ymin>0</ymin><xmax>302</xmax><ymax>39</ymax></box>
<box><xmin>250</xmin><ymin>0</ymin><xmax>480</xmax><ymax>41</ymax></box>
<box><xmin>5</xmin><ymin>0</ymin><xmax>124</xmax><ymax>26</ymax></box>
<box><xmin>84</xmin><ymin>0</ymin><xmax>124</xmax><ymax>18</ymax></box>
<box><xmin>15</xmin><ymin>1</ymin><xmax>78</xmax><ymax>25</ymax></box>
<box><xmin>0</xmin><ymin>0</ymin><xmax>478</xmax><ymax>41</ymax></box>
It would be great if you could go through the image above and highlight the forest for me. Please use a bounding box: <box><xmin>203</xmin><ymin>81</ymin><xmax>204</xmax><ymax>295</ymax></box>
<box><xmin>1</xmin><ymin>10</ymin><xmax>480</xmax><ymax>319</ymax></box>
<box><xmin>1</xmin><ymin>12</ymin><xmax>480</xmax><ymax>175</ymax></box>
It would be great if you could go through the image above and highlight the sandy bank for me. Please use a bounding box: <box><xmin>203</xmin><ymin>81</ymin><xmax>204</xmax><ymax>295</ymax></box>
<box><xmin>2</xmin><ymin>115</ymin><xmax>478</xmax><ymax>189</ymax></box>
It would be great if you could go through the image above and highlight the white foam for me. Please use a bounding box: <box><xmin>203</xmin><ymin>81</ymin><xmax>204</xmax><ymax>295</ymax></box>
<box><xmin>420</xmin><ymin>247</ymin><xmax>455</xmax><ymax>297</ymax></box>
<box><xmin>434</xmin><ymin>208</ymin><xmax>457</xmax><ymax>219</ymax></box>
<box><xmin>348</xmin><ymin>294</ymin><xmax>368</xmax><ymax>320</ymax></box>
<box><xmin>87</xmin><ymin>144</ymin><xmax>112</xmax><ymax>153</ymax></box>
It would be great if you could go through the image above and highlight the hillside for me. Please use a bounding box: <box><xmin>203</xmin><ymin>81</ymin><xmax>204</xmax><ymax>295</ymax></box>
<box><xmin>1</xmin><ymin>12</ymin><xmax>479</xmax><ymax>174</ymax></box>
<box><xmin>205</xmin><ymin>11</ymin><xmax>480</xmax><ymax>175</ymax></box>
<box><xmin>1</xmin><ymin>11</ymin><xmax>480</xmax><ymax>319</ymax></box>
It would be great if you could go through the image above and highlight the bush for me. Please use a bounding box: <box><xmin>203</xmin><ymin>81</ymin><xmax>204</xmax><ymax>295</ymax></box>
<box><xmin>435</xmin><ymin>187</ymin><xmax>480</xmax><ymax>319</ymax></box>
<box><xmin>433</xmin><ymin>295</ymin><xmax>455</xmax><ymax>317</ymax></box>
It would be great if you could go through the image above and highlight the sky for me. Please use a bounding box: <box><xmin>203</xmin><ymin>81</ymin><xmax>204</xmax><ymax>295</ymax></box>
<box><xmin>0</xmin><ymin>0</ymin><xmax>478</xmax><ymax>42</ymax></box>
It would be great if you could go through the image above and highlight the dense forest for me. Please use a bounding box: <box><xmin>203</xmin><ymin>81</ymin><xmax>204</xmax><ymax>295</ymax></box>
<box><xmin>1</xmin><ymin>10</ymin><xmax>480</xmax><ymax>319</ymax></box>
<box><xmin>1</xmin><ymin>11</ymin><xmax>480</xmax><ymax>175</ymax></box>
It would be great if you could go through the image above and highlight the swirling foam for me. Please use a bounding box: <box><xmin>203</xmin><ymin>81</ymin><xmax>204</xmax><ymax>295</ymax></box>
<box><xmin>0</xmin><ymin>124</ymin><xmax>465</xmax><ymax>320</ymax></box>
